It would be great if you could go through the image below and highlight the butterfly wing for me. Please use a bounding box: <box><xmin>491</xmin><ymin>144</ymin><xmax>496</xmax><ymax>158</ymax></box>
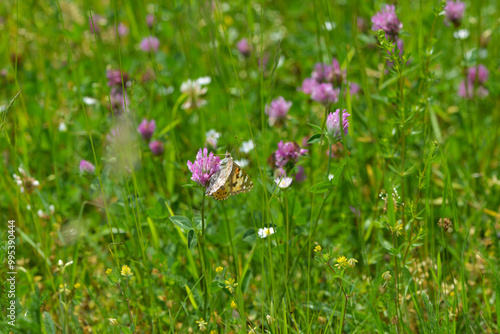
<box><xmin>206</xmin><ymin>156</ymin><xmax>253</xmax><ymax>201</ymax></box>
<box><xmin>227</xmin><ymin>162</ymin><xmax>254</xmax><ymax>196</ymax></box>
<box><xmin>205</xmin><ymin>157</ymin><xmax>233</xmax><ymax>196</ymax></box>
<box><xmin>212</xmin><ymin>184</ymin><xmax>229</xmax><ymax>201</ymax></box>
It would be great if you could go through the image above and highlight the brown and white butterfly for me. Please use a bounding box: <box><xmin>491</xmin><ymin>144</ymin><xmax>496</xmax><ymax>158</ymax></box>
<box><xmin>205</xmin><ymin>152</ymin><xmax>253</xmax><ymax>201</ymax></box>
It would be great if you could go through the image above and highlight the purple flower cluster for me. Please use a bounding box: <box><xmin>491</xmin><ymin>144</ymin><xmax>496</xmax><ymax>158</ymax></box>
<box><xmin>146</xmin><ymin>14</ymin><xmax>155</xmax><ymax>28</ymax></box>
<box><xmin>458</xmin><ymin>65</ymin><xmax>489</xmax><ymax>99</ymax></box>
<box><xmin>137</xmin><ymin>119</ymin><xmax>156</xmax><ymax>142</ymax></box>
<box><xmin>266</xmin><ymin>97</ymin><xmax>292</xmax><ymax>126</ymax></box>
<box><xmin>106</xmin><ymin>69</ymin><xmax>130</xmax><ymax>114</ymax></box>
<box><xmin>237</xmin><ymin>38</ymin><xmax>251</xmax><ymax>57</ymax></box>
<box><xmin>89</xmin><ymin>14</ymin><xmax>104</xmax><ymax>35</ymax></box>
<box><xmin>109</xmin><ymin>87</ymin><xmax>130</xmax><ymax>114</ymax></box>
<box><xmin>117</xmin><ymin>23</ymin><xmax>129</xmax><ymax>37</ymax></box>
<box><xmin>300</xmin><ymin>58</ymin><xmax>346</xmax><ymax>106</ymax></box>
<box><xmin>149</xmin><ymin>140</ymin><xmax>164</xmax><ymax>156</ymax></box>
<box><xmin>326</xmin><ymin>109</ymin><xmax>350</xmax><ymax>141</ymax></box>
<box><xmin>275</xmin><ymin>141</ymin><xmax>308</xmax><ymax>169</ymax></box>
<box><xmin>444</xmin><ymin>1</ymin><xmax>466</xmax><ymax>28</ymax></box>
<box><xmin>371</xmin><ymin>5</ymin><xmax>403</xmax><ymax>39</ymax></box>
<box><xmin>187</xmin><ymin>148</ymin><xmax>221</xmax><ymax>187</ymax></box>
<box><xmin>79</xmin><ymin>160</ymin><xmax>95</xmax><ymax>174</ymax></box>
<box><xmin>106</xmin><ymin>69</ymin><xmax>129</xmax><ymax>87</ymax></box>
<box><xmin>467</xmin><ymin>65</ymin><xmax>488</xmax><ymax>84</ymax></box>
<box><xmin>140</xmin><ymin>36</ymin><xmax>160</xmax><ymax>52</ymax></box>
<box><xmin>137</xmin><ymin>119</ymin><xmax>163</xmax><ymax>155</ymax></box>
<box><xmin>349</xmin><ymin>82</ymin><xmax>361</xmax><ymax>96</ymax></box>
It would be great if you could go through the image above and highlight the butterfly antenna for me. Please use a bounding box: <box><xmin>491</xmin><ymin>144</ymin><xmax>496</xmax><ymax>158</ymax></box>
<box><xmin>230</xmin><ymin>136</ymin><xmax>243</xmax><ymax>154</ymax></box>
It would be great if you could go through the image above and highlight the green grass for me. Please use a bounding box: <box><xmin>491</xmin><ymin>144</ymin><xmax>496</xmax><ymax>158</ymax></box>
<box><xmin>1</xmin><ymin>0</ymin><xmax>499</xmax><ymax>333</ymax></box>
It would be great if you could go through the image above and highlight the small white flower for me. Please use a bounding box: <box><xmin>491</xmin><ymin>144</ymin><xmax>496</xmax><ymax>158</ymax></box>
<box><xmin>196</xmin><ymin>76</ymin><xmax>211</xmax><ymax>85</ymax></box>
<box><xmin>180</xmin><ymin>78</ymin><xmax>209</xmax><ymax>110</ymax></box>
<box><xmin>275</xmin><ymin>175</ymin><xmax>293</xmax><ymax>188</ymax></box>
<box><xmin>58</xmin><ymin>122</ymin><xmax>67</xmax><ymax>132</ymax></box>
<box><xmin>49</xmin><ymin>205</ymin><xmax>55</xmax><ymax>214</ymax></box>
<box><xmin>58</xmin><ymin>259</ymin><xmax>64</xmax><ymax>266</ymax></box>
<box><xmin>240</xmin><ymin>140</ymin><xmax>254</xmax><ymax>154</ymax></box>
<box><xmin>324</xmin><ymin>21</ymin><xmax>336</xmax><ymax>31</ymax></box>
<box><xmin>454</xmin><ymin>29</ymin><xmax>469</xmax><ymax>40</ymax></box>
<box><xmin>82</xmin><ymin>97</ymin><xmax>98</xmax><ymax>105</ymax></box>
<box><xmin>234</xmin><ymin>159</ymin><xmax>249</xmax><ymax>168</ymax></box>
<box><xmin>205</xmin><ymin>129</ymin><xmax>221</xmax><ymax>148</ymax></box>
<box><xmin>328</xmin><ymin>174</ymin><xmax>334</xmax><ymax>181</ymax></box>
<box><xmin>32</xmin><ymin>180</ymin><xmax>40</xmax><ymax>187</ymax></box>
<box><xmin>37</xmin><ymin>210</ymin><xmax>44</xmax><ymax>218</ymax></box>
<box><xmin>258</xmin><ymin>227</ymin><xmax>275</xmax><ymax>238</ymax></box>
<box><xmin>26</xmin><ymin>205</ymin><xmax>31</xmax><ymax>211</ymax></box>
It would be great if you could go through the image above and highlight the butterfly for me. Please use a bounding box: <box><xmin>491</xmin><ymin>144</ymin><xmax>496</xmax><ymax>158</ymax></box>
<box><xmin>205</xmin><ymin>152</ymin><xmax>253</xmax><ymax>201</ymax></box>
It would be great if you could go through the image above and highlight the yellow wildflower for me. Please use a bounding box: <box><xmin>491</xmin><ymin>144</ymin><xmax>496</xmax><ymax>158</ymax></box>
<box><xmin>109</xmin><ymin>318</ymin><xmax>118</xmax><ymax>326</ymax></box>
<box><xmin>74</xmin><ymin>283</ymin><xmax>81</xmax><ymax>289</ymax></box>
<box><xmin>231</xmin><ymin>300</ymin><xmax>237</xmax><ymax>309</ymax></box>
<box><xmin>390</xmin><ymin>222</ymin><xmax>403</xmax><ymax>236</ymax></box>
<box><xmin>347</xmin><ymin>258</ymin><xmax>358</xmax><ymax>268</ymax></box>
<box><xmin>334</xmin><ymin>256</ymin><xmax>348</xmax><ymax>269</ymax></box>
<box><xmin>195</xmin><ymin>318</ymin><xmax>208</xmax><ymax>332</ymax></box>
<box><xmin>314</xmin><ymin>245</ymin><xmax>322</xmax><ymax>252</ymax></box>
<box><xmin>121</xmin><ymin>265</ymin><xmax>133</xmax><ymax>277</ymax></box>
<box><xmin>106</xmin><ymin>268</ymin><xmax>112</xmax><ymax>275</ymax></box>
<box><xmin>215</xmin><ymin>266</ymin><xmax>223</xmax><ymax>274</ymax></box>
<box><xmin>224</xmin><ymin>277</ymin><xmax>238</xmax><ymax>294</ymax></box>
<box><xmin>248</xmin><ymin>325</ymin><xmax>258</xmax><ymax>334</ymax></box>
<box><xmin>59</xmin><ymin>283</ymin><xmax>70</xmax><ymax>295</ymax></box>
<box><xmin>382</xmin><ymin>271</ymin><xmax>392</xmax><ymax>287</ymax></box>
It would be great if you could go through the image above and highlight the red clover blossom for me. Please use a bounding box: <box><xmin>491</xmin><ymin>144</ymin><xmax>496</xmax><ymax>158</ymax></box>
<box><xmin>187</xmin><ymin>148</ymin><xmax>221</xmax><ymax>187</ymax></box>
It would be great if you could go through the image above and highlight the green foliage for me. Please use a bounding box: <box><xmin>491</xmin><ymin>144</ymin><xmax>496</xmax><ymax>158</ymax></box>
<box><xmin>0</xmin><ymin>0</ymin><xmax>498</xmax><ymax>332</ymax></box>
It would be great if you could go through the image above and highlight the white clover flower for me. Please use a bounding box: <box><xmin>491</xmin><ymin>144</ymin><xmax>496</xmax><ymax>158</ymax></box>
<box><xmin>196</xmin><ymin>76</ymin><xmax>211</xmax><ymax>85</ymax></box>
<box><xmin>82</xmin><ymin>97</ymin><xmax>98</xmax><ymax>105</ymax></box>
<box><xmin>324</xmin><ymin>21</ymin><xmax>336</xmax><ymax>31</ymax></box>
<box><xmin>234</xmin><ymin>159</ymin><xmax>249</xmax><ymax>168</ymax></box>
<box><xmin>58</xmin><ymin>122</ymin><xmax>67</xmax><ymax>132</ymax></box>
<box><xmin>258</xmin><ymin>227</ymin><xmax>275</xmax><ymax>238</ymax></box>
<box><xmin>180</xmin><ymin>77</ymin><xmax>211</xmax><ymax>110</ymax></box>
<box><xmin>240</xmin><ymin>140</ymin><xmax>254</xmax><ymax>154</ymax></box>
<box><xmin>13</xmin><ymin>168</ymin><xmax>39</xmax><ymax>194</ymax></box>
<box><xmin>205</xmin><ymin>129</ymin><xmax>221</xmax><ymax>148</ymax></box>
<box><xmin>454</xmin><ymin>29</ymin><xmax>469</xmax><ymax>40</ymax></box>
<box><xmin>328</xmin><ymin>174</ymin><xmax>334</xmax><ymax>181</ymax></box>
<box><xmin>275</xmin><ymin>175</ymin><xmax>293</xmax><ymax>188</ymax></box>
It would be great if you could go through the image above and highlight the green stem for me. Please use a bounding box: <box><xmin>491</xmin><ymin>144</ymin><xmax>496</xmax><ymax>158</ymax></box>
<box><xmin>392</xmin><ymin>232</ymin><xmax>401</xmax><ymax>332</ymax></box>
<box><xmin>118</xmin><ymin>280</ymin><xmax>134</xmax><ymax>328</ymax></box>
<box><xmin>285</xmin><ymin>194</ymin><xmax>290</xmax><ymax>280</ymax></box>
<box><xmin>222</xmin><ymin>202</ymin><xmax>238</xmax><ymax>277</ymax></box>
<box><xmin>200</xmin><ymin>193</ymin><xmax>209</xmax><ymax>317</ymax></box>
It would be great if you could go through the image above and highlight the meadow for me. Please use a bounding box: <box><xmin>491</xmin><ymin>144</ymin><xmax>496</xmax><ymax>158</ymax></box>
<box><xmin>1</xmin><ymin>0</ymin><xmax>499</xmax><ymax>333</ymax></box>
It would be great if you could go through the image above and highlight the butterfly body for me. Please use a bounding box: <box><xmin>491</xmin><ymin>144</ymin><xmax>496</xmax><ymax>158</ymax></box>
<box><xmin>206</xmin><ymin>152</ymin><xmax>253</xmax><ymax>201</ymax></box>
